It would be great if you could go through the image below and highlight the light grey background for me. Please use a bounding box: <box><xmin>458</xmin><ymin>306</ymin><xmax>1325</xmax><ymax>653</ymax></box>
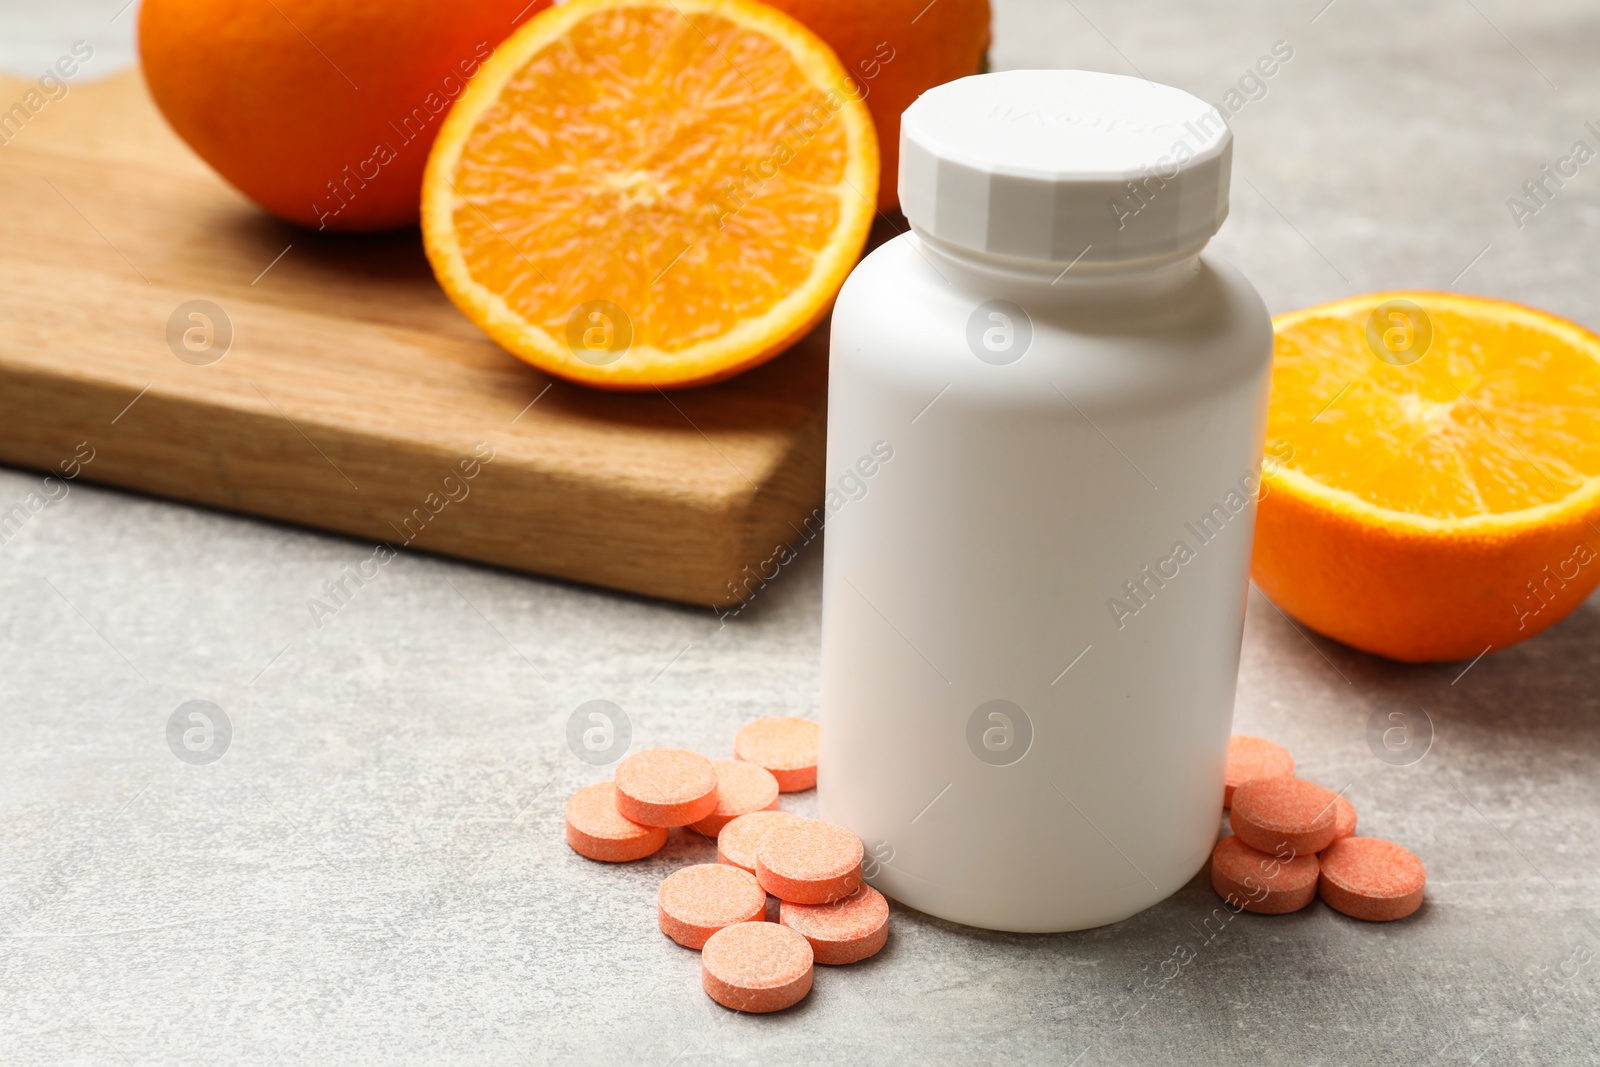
<box><xmin>4</xmin><ymin>1</ymin><xmax>1599</xmax><ymax>1064</ymax></box>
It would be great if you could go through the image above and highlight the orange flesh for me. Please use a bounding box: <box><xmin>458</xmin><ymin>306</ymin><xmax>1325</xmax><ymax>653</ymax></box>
<box><xmin>428</xmin><ymin>0</ymin><xmax>877</xmax><ymax>388</ymax></box>
<box><xmin>1268</xmin><ymin>294</ymin><xmax>1600</xmax><ymax>520</ymax></box>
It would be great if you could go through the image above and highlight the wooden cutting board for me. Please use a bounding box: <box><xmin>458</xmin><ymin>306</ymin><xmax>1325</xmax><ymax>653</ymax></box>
<box><xmin>0</xmin><ymin>70</ymin><xmax>837</xmax><ymax>608</ymax></box>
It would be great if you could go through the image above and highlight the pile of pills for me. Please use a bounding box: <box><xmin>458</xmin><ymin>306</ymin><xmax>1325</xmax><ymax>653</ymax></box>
<box><xmin>1214</xmin><ymin>735</ymin><xmax>1427</xmax><ymax>921</ymax></box>
<box><xmin>566</xmin><ymin>719</ymin><xmax>1422</xmax><ymax>1004</ymax></box>
<box><xmin>564</xmin><ymin>716</ymin><xmax>886</xmax><ymax>1012</ymax></box>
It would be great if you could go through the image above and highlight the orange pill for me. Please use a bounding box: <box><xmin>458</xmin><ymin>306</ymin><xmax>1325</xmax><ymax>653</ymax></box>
<box><xmin>717</xmin><ymin>810</ymin><xmax>809</xmax><ymax>875</ymax></box>
<box><xmin>1224</xmin><ymin>735</ymin><xmax>1295</xmax><ymax>807</ymax></box>
<box><xmin>657</xmin><ymin>863</ymin><xmax>768</xmax><ymax>949</ymax></box>
<box><xmin>734</xmin><ymin>716</ymin><xmax>820</xmax><ymax>792</ymax></box>
<box><xmin>701</xmin><ymin>921</ymin><xmax>814</xmax><ymax>1013</ymax></box>
<box><xmin>1319</xmin><ymin>837</ymin><xmax>1426</xmax><ymax>921</ymax></box>
<box><xmin>613</xmin><ymin>747</ymin><xmax>719</xmax><ymax>827</ymax></box>
<box><xmin>780</xmin><ymin>884</ymin><xmax>889</xmax><ymax>964</ymax></box>
<box><xmin>688</xmin><ymin>760</ymin><xmax>781</xmax><ymax>838</ymax></box>
<box><xmin>756</xmin><ymin>818</ymin><xmax>863</xmax><ymax>904</ymax></box>
<box><xmin>1229</xmin><ymin>776</ymin><xmax>1339</xmax><ymax>857</ymax></box>
<box><xmin>1209</xmin><ymin>835</ymin><xmax>1319</xmax><ymax>914</ymax></box>
<box><xmin>1329</xmin><ymin>793</ymin><xmax>1358</xmax><ymax>844</ymax></box>
<box><xmin>564</xmin><ymin>782</ymin><xmax>668</xmax><ymax>862</ymax></box>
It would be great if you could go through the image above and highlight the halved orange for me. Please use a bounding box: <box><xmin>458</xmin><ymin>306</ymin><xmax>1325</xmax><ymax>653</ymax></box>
<box><xmin>421</xmin><ymin>0</ymin><xmax>878</xmax><ymax>390</ymax></box>
<box><xmin>1254</xmin><ymin>292</ymin><xmax>1600</xmax><ymax>662</ymax></box>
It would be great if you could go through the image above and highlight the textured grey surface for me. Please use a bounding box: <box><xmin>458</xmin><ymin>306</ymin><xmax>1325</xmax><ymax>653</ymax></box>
<box><xmin>4</xmin><ymin>1</ymin><xmax>1600</xmax><ymax>1064</ymax></box>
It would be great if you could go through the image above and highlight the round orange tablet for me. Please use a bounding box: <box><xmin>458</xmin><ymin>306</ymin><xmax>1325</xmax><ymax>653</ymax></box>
<box><xmin>701</xmin><ymin>921</ymin><xmax>813</xmax><ymax>1013</ymax></box>
<box><xmin>780</xmin><ymin>884</ymin><xmax>889</xmax><ymax>964</ymax></box>
<box><xmin>688</xmin><ymin>760</ymin><xmax>781</xmax><ymax>838</ymax></box>
<box><xmin>756</xmin><ymin>818</ymin><xmax>863</xmax><ymax>904</ymax></box>
<box><xmin>1209</xmin><ymin>834</ymin><xmax>1319</xmax><ymax>914</ymax></box>
<box><xmin>717</xmin><ymin>810</ymin><xmax>809</xmax><ymax>875</ymax></box>
<box><xmin>613</xmin><ymin>748</ymin><xmax>719</xmax><ymax>827</ymax></box>
<box><xmin>565</xmin><ymin>782</ymin><xmax>668</xmax><ymax>862</ymax></box>
<box><xmin>1229</xmin><ymin>776</ymin><xmax>1339</xmax><ymax>857</ymax></box>
<box><xmin>1329</xmin><ymin>794</ymin><xmax>1358</xmax><ymax>844</ymax></box>
<box><xmin>657</xmin><ymin>863</ymin><xmax>768</xmax><ymax>949</ymax></box>
<box><xmin>734</xmin><ymin>717</ymin><xmax>820</xmax><ymax>792</ymax></box>
<box><xmin>1224</xmin><ymin>735</ymin><xmax>1295</xmax><ymax>807</ymax></box>
<box><xmin>1319</xmin><ymin>837</ymin><xmax>1426</xmax><ymax>921</ymax></box>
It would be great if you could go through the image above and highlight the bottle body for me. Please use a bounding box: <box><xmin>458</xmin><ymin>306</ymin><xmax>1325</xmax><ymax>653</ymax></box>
<box><xmin>819</xmin><ymin>233</ymin><xmax>1273</xmax><ymax>932</ymax></box>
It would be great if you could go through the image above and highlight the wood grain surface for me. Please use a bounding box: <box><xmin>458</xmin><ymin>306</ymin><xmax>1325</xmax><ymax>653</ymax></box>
<box><xmin>0</xmin><ymin>70</ymin><xmax>835</xmax><ymax>608</ymax></box>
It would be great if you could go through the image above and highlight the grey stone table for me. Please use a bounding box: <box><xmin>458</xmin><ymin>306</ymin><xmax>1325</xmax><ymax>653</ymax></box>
<box><xmin>4</xmin><ymin>1</ymin><xmax>1598</xmax><ymax>1063</ymax></box>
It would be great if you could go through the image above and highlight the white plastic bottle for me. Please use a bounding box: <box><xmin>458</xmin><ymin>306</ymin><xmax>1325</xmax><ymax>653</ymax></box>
<box><xmin>819</xmin><ymin>70</ymin><xmax>1274</xmax><ymax>932</ymax></box>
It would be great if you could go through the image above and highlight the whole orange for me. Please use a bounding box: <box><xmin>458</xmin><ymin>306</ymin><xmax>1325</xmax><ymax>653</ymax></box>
<box><xmin>763</xmin><ymin>0</ymin><xmax>991</xmax><ymax>210</ymax></box>
<box><xmin>139</xmin><ymin>0</ymin><xmax>548</xmax><ymax>232</ymax></box>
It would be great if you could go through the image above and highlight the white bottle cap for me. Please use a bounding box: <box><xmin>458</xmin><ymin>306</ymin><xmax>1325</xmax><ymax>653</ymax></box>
<box><xmin>899</xmin><ymin>69</ymin><xmax>1232</xmax><ymax>268</ymax></box>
